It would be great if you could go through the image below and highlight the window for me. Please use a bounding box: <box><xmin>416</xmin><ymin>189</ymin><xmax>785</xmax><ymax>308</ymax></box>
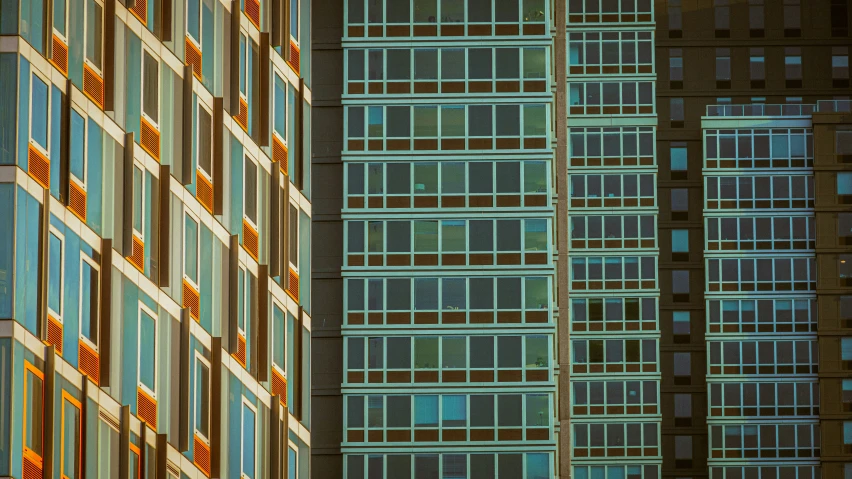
<box><xmin>671</xmin><ymin>189</ymin><xmax>688</xmax><ymax>213</ymax></box>
<box><xmin>783</xmin><ymin>0</ymin><xmax>801</xmax><ymax>32</ymax></box>
<box><xmin>716</xmin><ymin>48</ymin><xmax>731</xmax><ymax>82</ymax></box>
<box><xmin>237</xmin><ymin>267</ymin><xmax>248</xmax><ymax>336</ymax></box>
<box><xmin>241</xmin><ymin>400</ymin><xmax>257</xmax><ymax>479</ymax></box>
<box><xmin>291</xmin><ymin>0</ymin><xmax>299</xmax><ymax>40</ymax></box>
<box><xmin>672</xmin><ymin>271</ymin><xmax>689</xmax><ymax>294</ymax></box>
<box><xmin>30</xmin><ymin>73</ymin><xmax>50</xmax><ymax>151</ymax></box>
<box><xmin>60</xmin><ymin>392</ymin><xmax>82</xmax><ymax>479</ymax></box>
<box><xmin>187</xmin><ymin>0</ymin><xmax>202</xmax><ymax>44</ymax></box>
<box><xmin>70</xmin><ymin>109</ymin><xmax>86</xmax><ymax>186</ymax></box>
<box><xmin>48</xmin><ymin>229</ymin><xmax>64</xmax><ymax>320</ymax></box>
<box><xmin>142</xmin><ymin>50</ymin><xmax>159</xmax><ymax>125</ymax></box>
<box><xmin>193</xmin><ymin>353</ymin><xmax>211</xmax><ymax>441</ymax></box>
<box><xmin>673</xmin><ymin>312</ymin><xmax>690</xmax><ymax>341</ymax></box>
<box><xmin>673</xmin><ymin>352</ymin><xmax>690</xmax><ymax>383</ymax></box>
<box><xmin>749</xmin><ymin>0</ymin><xmax>764</xmax><ymax>32</ymax></box>
<box><xmin>750</xmin><ymin>48</ymin><xmax>765</xmax><ymax>82</ymax></box>
<box><xmin>273</xmin><ymin>73</ymin><xmax>287</xmax><ymax>141</ymax></box>
<box><xmin>79</xmin><ymin>254</ymin><xmax>99</xmax><ymax>347</ymax></box>
<box><xmin>272</xmin><ymin>303</ymin><xmax>286</xmax><ymax>370</ymax></box>
<box><xmin>244</xmin><ymin>155</ymin><xmax>258</xmax><ymax>226</ymax></box>
<box><xmin>23</xmin><ymin>362</ymin><xmax>44</xmax><ymax>466</ymax></box>
<box><xmin>670</xmin><ymin>98</ymin><xmax>684</xmax><ymax>124</ymax></box>
<box><xmin>843</xmin><ymin>338</ymin><xmax>852</xmax><ymax>361</ymax></box>
<box><xmin>669</xmin><ymin>49</ymin><xmax>683</xmax><ymax>82</ymax></box>
<box><xmin>785</xmin><ymin>48</ymin><xmax>802</xmax><ymax>84</ymax></box>
<box><xmin>54</xmin><ymin>0</ymin><xmax>68</xmax><ymax>41</ymax></box>
<box><xmin>833</xmin><ymin>48</ymin><xmax>850</xmax><ymax>83</ymax></box>
<box><xmin>138</xmin><ymin>304</ymin><xmax>157</xmax><ymax>396</ymax></box>
<box><xmin>239</xmin><ymin>33</ymin><xmax>248</xmax><ymax>99</ymax></box>
<box><xmin>668</xmin><ymin>0</ymin><xmax>682</xmax><ymax>34</ymax></box>
<box><xmin>197</xmin><ymin>103</ymin><xmax>213</xmax><ymax>178</ymax></box>
<box><xmin>845</xmin><ymin>421</ymin><xmax>852</xmax><ymax>445</ymax></box>
<box><xmin>839</xmin><ymin>173</ymin><xmax>852</xmax><ymax>195</ymax></box>
<box><xmin>843</xmin><ymin>380</ymin><xmax>852</xmax><ymax>406</ymax></box>
<box><xmin>674</xmin><ymin>394</ymin><xmax>691</xmax><ymax>426</ymax></box>
<box><xmin>670</xmin><ymin>142</ymin><xmax>687</xmax><ymax>173</ymax></box>
<box><xmin>184</xmin><ymin>213</ymin><xmax>199</xmax><ymax>286</ymax></box>
<box><xmin>675</xmin><ymin>436</ymin><xmax>692</xmax><ymax>466</ymax></box>
<box><xmin>85</xmin><ymin>0</ymin><xmax>104</xmax><ymax>72</ymax></box>
<box><xmin>714</xmin><ymin>0</ymin><xmax>730</xmax><ymax>31</ymax></box>
<box><xmin>671</xmin><ymin>230</ymin><xmax>688</xmax><ymax>253</ymax></box>
<box><xmin>132</xmin><ymin>165</ymin><xmax>145</xmax><ymax>238</ymax></box>
<box><xmin>839</xmin><ymin>129</ymin><xmax>852</xmax><ymax>157</ymax></box>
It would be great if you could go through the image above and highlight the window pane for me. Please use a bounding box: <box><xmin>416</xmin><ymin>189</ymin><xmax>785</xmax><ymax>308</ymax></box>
<box><xmin>242</xmin><ymin>404</ymin><xmax>256</xmax><ymax>478</ymax></box>
<box><xmin>185</xmin><ymin>216</ymin><xmax>199</xmax><ymax>283</ymax></box>
<box><xmin>142</xmin><ymin>52</ymin><xmax>159</xmax><ymax>122</ymax></box>
<box><xmin>48</xmin><ymin>233</ymin><xmax>62</xmax><ymax>313</ymax></box>
<box><xmin>31</xmin><ymin>76</ymin><xmax>49</xmax><ymax>148</ymax></box>
<box><xmin>62</xmin><ymin>398</ymin><xmax>80</xmax><ymax>479</ymax></box>
<box><xmin>25</xmin><ymin>368</ymin><xmax>44</xmax><ymax>456</ymax></box>
<box><xmin>194</xmin><ymin>360</ymin><xmax>210</xmax><ymax>437</ymax></box>
<box><xmin>70</xmin><ymin>110</ymin><xmax>86</xmax><ymax>180</ymax></box>
<box><xmin>133</xmin><ymin>167</ymin><xmax>143</xmax><ymax>233</ymax></box>
<box><xmin>244</xmin><ymin>158</ymin><xmax>258</xmax><ymax>223</ymax></box>
<box><xmin>80</xmin><ymin>260</ymin><xmax>98</xmax><ymax>344</ymax></box>
<box><xmin>139</xmin><ymin>310</ymin><xmax>156</xmax><ymax>390</ymax></box>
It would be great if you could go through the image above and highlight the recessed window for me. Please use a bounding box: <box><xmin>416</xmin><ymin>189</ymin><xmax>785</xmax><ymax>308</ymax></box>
<box><xmin>716</xmin><ymin>48</ymin><xmax>731</xmax><ymax>81</ymax></box>
<box><xmin>843</xmin><ymin>338</ymin><xmax>852</xmax><ymax>361</ymax></box>
<box><xmin>672</xmin><ymin>270</ymin><xmax>689</xmax><ymax>294</ymax></box>
<box><xmin>838</xmin><ymin>128</ymin><xmax>852</xmax><ymax>157</ymax></box>
<box><xmin>31</xmin><ymin>74</ymin><xmax>50</xmax><ymax>150</ymax></box>
<box><xmin>671</xmin><ymin>230</ymin><xmax>689</xmax><ymax>253</ymax></box>
<box><xmin>23</xmin><ymin>362</ymin><xmax>44</xmax><ymax>464</ymax></box>
<box><xmin>241</xmin><ymin>401</ymin><xmax>256</xmax><ymax>479</ymax></box>
<box><xmin>845</xmin><ymin>421</ymin><xmax>852</xmax><ymax>445</ymax></box>
<box><xmin>669</xmin><ymin>49</ymin><xmax>683</xmax><ymax>82</ymax></box>
<box><xmin>61</xmin><ymin>392</ymin><xmax>82</xmax><ymax>479</ymax></box>
<box><xmin>670</xmin><ymin>142</ymin><xmax>687</xmax><ymax>172</ymax></box>
<box><xmin>668</xmin><ymin>0</ymin><xmax>682</xmax><ymax>32</ymax></box>
<box><xmin>750</xmin><ymin>48</ymin><xmax>765</xmax><ymax>81</ymax></box>
<box><xmin>142</xmin><ymin>51</ymin><xmax>159</xmax><ymax>124</ymax></box>
<box><xmin>670</xmin><ymin>98</ymin><xmax>684</xmax><ymax>122</ymax></box>
<box><xmin>673</xmin><ymin>312</ymin><xmax>690</xmax><ymax>338</ymax></box>
<box><xmin>48</xmin><ymin>231</ymin><xmax>63</xmax><ymax>319</ymax></box>
<box><xmin>193</xmin><ymin>354</ymin><xmax>211</xmax><ymax>441</ymax></box>
<box><xmin>79</xmin><ymin>255</ymin><xmax>99</xmax><ymax>347</ymax></box>
<box><xmin>785</xmin><ymin>48</ymin><xmax>803</xmax><ymax>81</ymax></box>
<box><xmin>839</xmin><ymin>173</ymin><xmax>852</xmax><ymax>195</ymax></box>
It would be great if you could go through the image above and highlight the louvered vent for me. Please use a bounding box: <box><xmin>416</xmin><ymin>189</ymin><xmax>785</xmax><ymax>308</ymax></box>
<box><xmin>99</xmin><ymin>410</ymin><xmax>120</xmax><ymax>430</ymax></box>
<box><xmin>47</xmin><ymin>315</ymin><xmax>63</xmax><ymax>355</ymax></box>
<box><xmin>287</xmin><ymin>268</ymin><xmax>299</xmax><ymax>301</ymax></box>
<box><xmin>69</xmin><ymin>179</ymin><xmax>87</xmax><ymax>221</ymax></box>
<box><xmin>185</xmin><ymin>37</ymin><xmax>202</xmax><ymax>80</ymax></box>
<box><xmin>137</xmin><ymin>388</ymin><xmax>157</xmax><ymax>429</ymax></box>
<box><xmin>182</xmin><ymin>278</ymin><xmax>200</xmax><ymax>321</ymax></box>
<box><xmin>78</xmin><ymin>341</ymin><xmax>100</xmax><ymax>385</ymax></box>
<box><xmin>140</xmin><ymin>116</ymin><xmax>160</xmax><ymax>161</ymax></box>
<box><xmin>129</xmin><ymin>236</ymin><xmax>145</xmax><ymax>272</ymax></box>
<box><xmin>234</xmin><ymin>334</ymin><xmax>247</xmax><ymax>367</ymax></box>
<box><xmin>242</xmin><ymin>219</ymin><xmax>259</xmax><ymax>261</ymax></box>
<box><xmin>196</xmin><ymin>171</ymin><xmax>213</xmax><ymax>213</ymax></box>
<box><xmin>22</xmin><ymin>454</ymin><xmax>42</xmax><ymax>479</ymax></box>
<box><xmin>235</xmin><ymin>97</ymin><xmax>248</xmax><ymax>132</ymax></box>
<box><xmin>273</xmin><ymin>135</ymin><xmax>288</xmax><ymax>174</ymax></box>
<box><xmin>51</xmin><ymin>34</ymin><xmax>68</xmax><ymax>76</ymax></box>
<box><xmin>271</xmin><ymin>368</ymin><xmax>287</xmax><ymax>407</ymax></box>
<box><xmin>194</xmin><ymin>434</ymin><xmax>212</xmax><ymax>477</ymax></box>
<box><xmin>288</xmin><ymin>40</ymin><xmax>300</xmax><ymax>75</ymax></box>
<box><xmin>27</xmin><ymin>144</ymin><xmax>50</xmax><ymax>189</ymax></box>
<box><xmin>166</xmin><ymin>462</ymin><xmax>181</xmax><ymax>479</ymax></box>
<box><xmin>83</xmin><ymin>64</ymin><xmax>104</xmax><ymax>108</ymax></box>
<box><xmin>245</xmin><ymin>0</ymin><xmax>260</xmax><ymax>28</ymax></box>
<box><xmin>130</xmin><ymin>0</ymin><xmax>148</xmax><ymax>25</ymax></box>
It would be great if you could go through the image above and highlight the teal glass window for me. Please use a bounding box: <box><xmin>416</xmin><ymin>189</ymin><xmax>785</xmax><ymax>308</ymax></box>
<box><xmin>239</xmin><ymin>33</ymin><xmax>247</xmax><ymax>96</ymax></box>
<box><xmin>54</xmin><ymin>0</ymin><xmax>67</xmax><ymax>36</ymax></box>
<box><xmin>70</xmin><ymin>110</ymin><xmax>86</xmax><ymax>182</ymax></box>
<box><xmin>290</xmin><ymin>0</ymin><xmax>299</xmax><ymax>38</ymax></box>
<box><xmin>184</xmin><ymin>214</ymin><xmax>199</xmax><ymax>284</ymax></box>
<box><xmin>244</xmin><ymin>156</ymin><xmax>258</xmax><ymax>224</ymax></box>
<box><xmin>673</xmin><ymin>311</ymin><xmax>690</xmax><ymax>336</ymax></box>
<box><xmin>187</xmin><ymin>0</ymin><xmax>200</xmax><ymax>42</ymax></box>
<box><xmin>414</xmin><ymin>395</ymin><xmax>438</xmax><ymax>427</ymax></box>
<box><xmin>367</xmin><ymin>107</ymin><xmax>383</xmax><ymax>137</ymax></box>
<box><xmin>61</xmin><ymin>394</ymin><xmax>81</xmax><ymax>479</ymax></box>
<box><xmin>273</xmin><ymin>304</ymin><xmax>285</xmax><ymax>369</ymax></box>
<box><xmin>442</xmin><ymin>396</ymin><xmax>466</xmax><ymax>427</ymax></box>
<box><xmin>845</xmin><ymin>421</ymin><xmax>852</xmax><ymax>444</ymax></box>
<box><xmin>672</xmin><ymin>230</ymin><xmax>689</xmax><ymax>252</ymax></box>
<box><xmin>31</xmin><ymin>75</ymin><xmax>49</xmax><ymax>149</ymax></box>
<box><xmin>274</xmin><ymin>74</ymin><xmax>286</xmax><ymax>138</ymax></box>
<box><xmin>526</xmin><ymin>394</ymin><xmax>548</xmax><ymax>426</ymax></box>
<box><xmin>670</xmin><ymin>142</ymin><xmax>687</xmax><ymax>171</ymax></box>
<box><xmin>23</xmin><ymin>363</ymin><xmax>44</xmax><ymax>459</ymax></box>
<box><xmin>142</xmin><ymin>51</ymin><xmax>158</xmax><ymax>123</ymax></box>
<box><xmin>238</xmin><ymin>267</ymin><xmax>246</xmax><ymax>332</ymax></box>
<box><xmin>839</xmin><ymin>173</ymin><xmax>852</xmax><ymax>195</ymax></box>
<box><xmin>523</xmin><ymin>104</ymin><xmax>546</xmax><ymax>137</ymax></box>
<box><xmin>85</xmin><ymin>0</ymin><xmax>103</xmax><ymax>70</ymax></box>
<box><xmin>197</xmin><ymin>105</ymin><xmax>212</xmax><ymax>175</ymax></box>
<box><xmin>48</xmin><ymin>232</ymin><xmax>63</xmax><ymax>315</ymax></box>
<box><xmin>138</xmin><ymin>308</ymin><xmax>156</xmax><ymax>392</ymax></box>
<box><xmin>242</xmin><ymin>402</ymin><xmax>256</xmax><ymax>478</ymax></box>
<box><xmin>525</xmin><ymin>219</ymin><xmax>547</xmax><ymax>251</ymax></box>
<box><xmin>193</xmin><ymin>355</ymin><xmax>210</xmax><ymax>439</ymax></box>
<box><xmin>843</xmin><ymin>379</ymin><xmax>852</xmax><ymax>404</ymax></box>
<box><xmin>524</xmin><ymin>48</ymin><xmax>546</xmax><ymax>79</ymax></box>
<box><xmin>843</xmin><ymin>338</ymin><xmax>852</xmax><ymax>361</ymax></box>
<box><xmin>526</xmin><ymin>453</ymin><xmax>549</xmax><ymax>479</ymax></box>
<box><xmin>79</xmin><ymin>256</ymin><xmax>98</xmax><ymax>345</ymax></box>
<box><xmin>132</xmin><ymin>166</ymin><xmax>143</xmax><ymax>234</ymax></box>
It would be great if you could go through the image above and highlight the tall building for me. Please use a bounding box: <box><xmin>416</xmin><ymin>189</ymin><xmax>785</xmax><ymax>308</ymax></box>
<box><xmin>0</xmin><ymin>0</ymin><xmax>312</xmax><ymax>477</ymax></box>
<box><xmin>313</xmin><ymin>0</ymin><xmax>852</xmax><ymax>478</ymax></box>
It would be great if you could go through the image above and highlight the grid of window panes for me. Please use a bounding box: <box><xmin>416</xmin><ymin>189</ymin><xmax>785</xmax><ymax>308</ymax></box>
<box><xmin>566</xmin><ymin>7</ymin><xmax>661</xmax><ymax>475</ymax></box>
<box><xmin>342</xmin><ymin>1</ymin><xmax>556</xmax><ymax>477</ymax></box>
<box><xmin>703</xmin><ymin>121</ymin><xmax>819</xmax><ymax>469</ymax></box>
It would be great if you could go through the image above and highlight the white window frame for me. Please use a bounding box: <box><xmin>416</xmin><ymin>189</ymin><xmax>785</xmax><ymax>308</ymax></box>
<box><xmin>29</xmin><ymin>70</ymin><xmax>52</xmax><ymax>155</ymax></box>
<box><xmin>69</xmin><ymin>106</ymin><xmax>88</xmax><ymax>190</ymax></box>
<box><xmin>78</xmin><ymin>252</ymin><xmax>100</xmax><ymax>350</ymax></box>
<box><xmin>183</xmin><ymin>210</ymin><xmax>201</xmax><ymax>289</ymax></box>
<box><xmin>239</xmin><ymin>31</ymin><xmax>249</xmax><ymax>100</ymax></box>
<box><xmin>193</xmin><ymin>351</ymin><xmax>211</xmax><ymax>443</ymax></box>
<box><xmin>47</xmin><ymin>226</ymin><xmax>65</xmax><ymax>323</ymax></box>
<box><xmin>53</xmin><ymin>0</ymin><xmax>70</xmax><ymax>44</ymax></box>
<box><xmin>240</xmin><ymin>398</ymin><xmax>257</xmax><ymax>479</ymax></box>
<box><xmin>84</xmin><ymin>0</ymin><xmax>105</xmax><ymax>75</ymax></box>
<box><xmin>186</xmin><ymin>0</ymin><xmax>203</xmax><ymax>48</ymax></box>
<box><xmin>141</xmin><ymin>47</ymin><xmax>160</xmax><ymax>129</ymax></box>
<box><xmin>132</xmin><ymin>163</ymin><xmax>146</xmax><ymax>241</ymax></box>
<box><xmin>272</xmin><ymin>70</ymin><xmax>288</xmax><ymax>145</ymax></box>
<box><xmin>290</xmin><ymin>0</ymin><xmax>300</xmax><ymax>46</ymax></box>
<box><xmin>137</xmin><ymin>302</ymin><xmax>158</xmax><ymax>398</ymax></box>
<box><xmin>243</xmin><ymin>153</ymin><xmax>259</xmax><ymax>229</ymax></box>
<box><xmin>237</xmin><ymin>264</ymin><xmax>248</xmax><ymax>336</ymax></box>
<box><xmin>196</xmin><ymin>99</ymin><xmax>214</xmax><ymax>179</ymax></box>
<box><xmin>271</xmin><ymin>299</ymin><xmax>286</xmax><ymax>373</ymax></box>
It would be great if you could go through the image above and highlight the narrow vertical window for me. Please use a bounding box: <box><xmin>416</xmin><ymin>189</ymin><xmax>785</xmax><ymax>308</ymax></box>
<box><xmin>85</xmin><ymin>0</ymin><xmax>104</xmax><ymax>71</ymax></box>
<box><xmin>79</xmin><ymin>254</ymin><xmax>99</xmax><ymax>347</ymax></box>
<box><xmin>197</xmin><ymin>103</ymin><xmax>213</xmax><ymax>179</ymax></box>
<box><xmin>184</xmin><ymin>213</ymin><xmax>200</xmax><ymax>286</ymax></box>
<box><xmin>289</xmin><ymin>204</ymin><xmax>299</xmax><ymax>270</ymax></box>
<box><xmin>783</xmin><ymin>0</ymin><xmax>801</xmax><ymax>34</ymax></box>
<box><xmin>713</xmin><ymin>0</ymin><xmax>730</xmax><ymax>33</ymax></box>
<box><xmin>785</xmin><ymin>48</ymin><xmax>803</xmax><ymax>86</ymax></box>
<box><xmin>238</xmin><ymin>266</ymin><xmax>247</xmax><ymax>337</ymax></box>
<box><xmin>48</xmin><ymin>230</ymin><xmax>64</xmax><ymax>322</ymax></box>
<box><xmin>668</xmin><ymin>0</ymin><xmax>682</xmax><ymax>35</ymax></box>
<box><xmin>272</xmin><ymin>303</ymin><xmax>286</xmax><ymax>370</ymax></box>
<box><xmin>715</xmin><ymin>48</ymin><xmax>731</xmax><ymax>84</ymax></box>
<box><xmin>70</xmin><ymin>109</ymin><xmax>87</xmax><ymax>187</ymax></box>
<box><xmin>273</xmin><ymin>73</ymin><xmax>287</xmax><ymax>143</ymax></box>
<box><xmin>833</xmin><ymin>47</ymin><xmax>850</xmax><ymax>87</ymax></box>
<box><xmin>291</xmin><ymin>0</ymin><xmax>299</xmax><ymax>40</ymax></box>
<box><xmin>750</xmin><ymin>48</ymin><xmax>765</xmax><ymax>83</ymax></box>
<box><xmin>241</xmin><ymin>401</ymin><xmax>257</xmax><ymax>479</ymax></box>
<box><xmin>138</xmin><ymin>305</ymin><xmax>157</xmax><ymax>396</ymax></box>
<box><xmin>669</xmin><ymin>49</ymin><xmax>683</xmax><ymax>83</ymax></box>
<box><xmin>193</xmin><ymin>354</ymin><xmax>211</xmax><ymax>441</ymax></box>
<box><xmin>132</xmin><ymin>165</ymin><xmax>145</xmax><ymax>238</ymax></box>
<box><xmin>748</xmin><ymin>0</ymin><xmax>764</xmax><ymax>34</ymax></box>
<box><xmin>187</xmin><ymin>0</ymin><xmax>201</xmax><ymax>44</ymax></box>
<box><xmin>244</xmin><ymin>156</ymin><xmax>258</xmax><ymax>227</ymax></box>
<box><xmin>60</xmin><ymin>392</ymin><xmax>82</xmax><ymax>479</ymax></box>
<box><xmin>23</xmin><ymin>362</ymin><xmax>45</xmax><ymax>470</ymax></box>
<box><xmin>31</xmin><ymin>74</ymin><xmax>50</xmax><ymax>151</ymax></box>
<box><xmin>142</xmin><ymin>51</ymin><xmax>159</xmax><ymax>126</ymax></box>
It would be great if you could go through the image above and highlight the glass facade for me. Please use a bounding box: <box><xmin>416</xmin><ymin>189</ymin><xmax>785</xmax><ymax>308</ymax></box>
<box><xmin>0</xmin><ymin>0</ymin><xmax>311</xmax><ymax>477</ymax></box>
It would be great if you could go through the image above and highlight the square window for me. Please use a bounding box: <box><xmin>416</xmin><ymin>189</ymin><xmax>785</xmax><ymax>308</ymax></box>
<box><xmin>670</xmin><ymin>143</ymin><xmax>687</xmax><ymax>171</ymax></box>
<box><xmin>671</xmin><ymin>230</ymin><xmax>689</xmax><ymax>253</ymax></box>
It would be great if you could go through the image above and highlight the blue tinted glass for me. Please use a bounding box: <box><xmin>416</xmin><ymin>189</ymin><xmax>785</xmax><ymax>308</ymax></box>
<box><xmin>194</xmin><ymin>359</ymin><xmax>209</xmax><ymax>435</ymax></box>
<box><xmin>238</xmin><ymin>269</ymin><xmax>245</xmax><ymax>330</ymax></box>
<box><xmin>187</xmin><ymin>0</ymin><xmax>200</xmax><ymax>40</ymax></box>
<box><xmin>526</xmin><ymin>453</ymin><xmax>549</xmax><ymax>479</ymax></box>
<box><xmin>414</xmin><ymin>395</ymin><xmax>438</xmax><ymax>427</ymax></box>
<box><xmin>843</xmin><ymin>338</ymin><xmax>852</xmax><ymax>361</ymax></box>
<box><xmin>70</xmin><ymin>110</ymin><xmax>85</xmax><ymax>180</ymax></box>
<box><xmin>839</xmin><ymin>173</ymin><xmax>852</xmax><ymax>195</ymax></box>
<box><xmin>48</xmin><ymin>233</ymin><xmax>62</xmax><ymax>313</ymax></box>
<box><xmin>672</xmin><ymin>230</ymin><xmax>689</xmax><ymax>252</ymax></box>
<box><xmin>273</xmin><ymin>305</ymin><xmax>285</xmax><ymax>368</ymax></box>
<box><xmin>290</xmin><ymin>0</ymin><xmax>298</xmax><ymax>37</ymax></box>
<box><xmin>239</xmin><ymin>35</ymin><xmax>247</xmax><ymax>93</ymax></box>
<box><xmin>133</xmin><ymin>167</ymin><xmax>143</xmax><ymax>232</ymax></box>
<box><xmin>845</xmin><ymin>421</ymin><xmax>852</xmax><ymax>444</ymax></box>
<box><xmin>80</xmin><ymin>259</ymin><xmax>97</xmax><ymax>342</ymax></box>
<box><xmin>288</xmin><ymin>447</ymin><xmax>297</xmax><ymax>479</ymax></box>
<box><xmin>671</xmin><ymin>145</ymin><xmax>687</xmax><ymax>170</ymax></box>
<box><xmin>185</xmin><ymin>216</ymin><xmax>198</xmax><ymax>283</ymax></box>
<box><xmin>62</xmin><ymin>399</ymin><xmax>79</xmax><ymax>478</ymax></box>
<box><xmin>31</xmin><ymin>75</ymin><xmax>49</xmax><ymax>148</ymax></box>
<box><xmin>242</xmin><ymin>404</ymin><xmax>256</xmax><ymax>477</ymax></box>
<box><xmin>139</xmin><ymin>311</ymin><xmax>156</xmax><ymax>389</ymax></box>
<box><xmin>54</xmin><ymin>0</ymin><xmax>66</xmax><ymax>35</ymax></box>
<box><xmin>274</xmin><ymin>75</ymin><xmax>286</xmax><ymax>137</ymax></box>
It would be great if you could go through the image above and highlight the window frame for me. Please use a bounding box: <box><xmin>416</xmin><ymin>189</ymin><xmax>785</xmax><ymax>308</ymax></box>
<box><xmin>288</xmin><ymin>202</ymin><xmax>299</xmax><ymax>274</ymax></box>
<box><xmin>196</xmin><ymin>98</ymin><xmax>214</xmax><ymax>180</ymax></box>
<box><xmin>29</xmin><ymin>70</ymin><xmax>52</xmax><ymax>155</ymax></box>
<box><xmin>137</xmin><ymin>302</ymin><xmax>158</xmax><ymax>398</ymax></box>
<box><xmin>141</xmin><ymin>47</ymin><xmax>160</xmax><ymax>128</ymax></box>
<box><xmin>290</xmin><ymin>0</ymin><xmax>300</xmax><ymax>45</ymax></box>
<box><xmin>84</xmin><ymin>0</ymin><xmax>105</xmax><ymax>74</ymax></box>
<box><xmin>53</xmin><ymin>0</ymin><xmax>70</xmax><ymax>43</ymax></box>
<box><xmin>132</xmin><ymin>163</ymin><xmax>146</xmax><ymax>240</ymax></box>
<box><xmin>60</xmin><ymin>391</ymin><xmax>82</xmax><ymax>479</ymax></box>
<box><xmin>193</xmin><ymin>351</ymin><xmax>212</xmax><ymax>444</ymax></box>
<box><xmin>47</xmin><ymin>226</ymin><xmax>65</xmax><ymax>323</ymax></box>
<box><xmin>243</xmin><ymin>153</ymin><xmax>259</xmax><ymax>229</ymax></box>
<box><xmin>183</xmin><ymin>210</ymin><xmax>201</xmax><ymax>289</ymax></box>
<box><xmin>78</xmin><ymin>252</ymin><xmax>100</xmax><ymax>350</ymax></box>
<box><xmin>186</xmin><ymin>0</ymin><xmax>203</xmax><ymax>47</ymax></box>
<box><xmin>239</xmin><ymin>30</ymin><xmax>249</xmax><ymax>99</ymax></box>
<box><xmin>237</xmin><ymin>264</ymin><xmax>248</xmax><ymax>336</ymax></box>
<box><xmin>240</xmin><ymin>398</ymin><xmax>258</xmax><ymax>479</ymax></box>
<box><xmin>273</xmin><ymin>70</ymin><xmax>288</xmax><ymax>143</ymax></box>
<box><xmin>69</xmin><ymin>106</ymin><xmax>88</xmax><ymax>190</ymax></box>
<box><xmin>23</xmin><ymin>361</ymin><xmax>45</xmax><ymax>465</ymax></box>
<box><xmin>271</xmin><ymin>300</ymin><xmax>287</xmax><ymax>373</ymax></box>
